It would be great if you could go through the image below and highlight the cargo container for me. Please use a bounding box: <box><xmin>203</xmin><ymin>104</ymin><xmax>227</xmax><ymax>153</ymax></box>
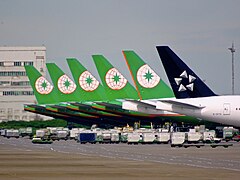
<box><xmin>102</xmin><ymin>132</ymin><xmax>111</xmax><ymax>143</ymax></box>
<box><xmin>36</xmin><ymin>129</ymin><xmax>50</xmax><ymax>139</ymax></box>
<box><xmin>187</xmin><ymin>132</ymin><xmax>202</xmax><ymax>143</ymax></box>
<box><xmin>223</xmin><ymin>127</ymin><xmax>234</xmax><ymax>141</ymax></box>
<box><xmin>47</xmin><ymin>127</ymin><xmax>57</xmax><ymax>135</ymax></box>
<box><xmin>96</xmin><ymin>134</ymin><xmax>103</xmax><ymax>143</ymax></box>
<box><xmin>120</xmin><ymin>133</ymin><xmax>128</xmax><ymax>143</ymax></box>
<box><xmin>203</xmin><ymin>131</ymin><xmax>221</xmax><ymax>143</ymax></box>
<box><xmin>171</xmin><ymin>132</ymin><xmax>185</xmax><ymax>147</ymax></box>
<box><xmin>77</xmin><ymin>133</ymin><xmax>96</xmax><ymax>144</ymax></box>
<box><xmin>128</xmin><ymin>133</ymin><xmax>140</xmax><ymax>144</ymax></box>
<box><xmin>6</xmin><ymin>129</ymin><xmax>19</xmax><ymax>138</ymax></box>
<box><xmin>57</xmin><ymin>130</ymin><xmax>68</xmax><ymax>139</ymax></box>
<box><xmin>155</xmin><ymin>132</ymin><xmax>170</xmax><ymax>144</ymax></box>
<box><xmin>47</xmin><ymin>127</ymin><xmax>66</xmax><ymax>135</ymax></box>
<box><xmin>142</xmin><ymin>133</ymin><xmax>155</xmax><ymax>144</ymax></box>
<box><xmin>0</xmin><ymin>129</ymin><xmax>6</xmax><ymax>136</ymax></box>
<box><xmin>19</xmin><ymin>127</ymin><xmax>33</xmax><ymax>137</ymax></box>
<box><xmin>70</xmin><ymin>128</ymin><xmax>81</xmax><ymax>139</ymax></box>
<box><xmin>111</xmin><ymin>133</ymin><xmax>120</xmax><ymax>143</ymax></box>
<box><xmin>36</xmin><ymin>130</ymin><xmax>46</xmax><ymax>138</ymax></box>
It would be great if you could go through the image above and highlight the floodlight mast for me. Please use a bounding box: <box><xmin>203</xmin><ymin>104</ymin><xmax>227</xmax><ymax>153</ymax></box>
<box><xmin>228</xmin><ymin>42</ymin><xmax>235</xmax><ymax>95</ymax></box>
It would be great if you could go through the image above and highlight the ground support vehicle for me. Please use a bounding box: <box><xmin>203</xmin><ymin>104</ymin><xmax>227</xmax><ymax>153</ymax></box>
<box><xmin>32</xmin><ymin>137</ymin><xmax>53</xmax><ymax>144</ymax></box>
<box><xmin>232</xmin><ymin>135</ymin><xmax>240</xmax><ymax>142</ymax></box>
<box><xmin>77</xmin><ymin>133</ymin><xmax>97</xmax><ymax>144</ymax></box>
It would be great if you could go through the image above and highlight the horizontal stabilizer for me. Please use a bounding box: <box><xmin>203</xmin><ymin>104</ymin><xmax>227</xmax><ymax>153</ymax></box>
<box><xmin>159</xmin><ymin>100</ymin><xmax>205</xmax><ymax>109</ymax></box>
<box><xmin>125</xmin><ymin>99</ymin><xmax>156</xmax><ymax>108</ymax></box>
<box><xmin>25</xmin><ymin>104</ymin><xmax>46</xmax><ymax>109</ymax></box>
<box><xmin>95</xmin><ymin>102</ymin><xmax>122</xmax><ymax>109</ymax></box>
<box><xmin>70</xmin><ymin>102</ymin><xmax>93</xmax><ymax>109</ymax></box>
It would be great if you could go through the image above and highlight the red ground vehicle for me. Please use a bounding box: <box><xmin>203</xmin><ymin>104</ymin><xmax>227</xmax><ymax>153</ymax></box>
<box><xmin>232</xmin><ymin>135</ymin><xmax>240</xmax><ymax>142</ymax></box>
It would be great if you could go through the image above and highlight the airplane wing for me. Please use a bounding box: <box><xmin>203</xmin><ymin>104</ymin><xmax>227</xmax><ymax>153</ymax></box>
<box><xmin>159</xmin><ymin>100</ymin><xmax>206</xmax><ymax>109</ymax></box>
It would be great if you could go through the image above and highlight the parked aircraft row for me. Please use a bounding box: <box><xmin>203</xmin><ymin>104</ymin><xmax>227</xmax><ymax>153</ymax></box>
<box><xmin>24</xmin><ymin>46</ymin><xmax>240</xmax><ymax>128</ymax></box>
<box><xmin>123</xmin><ymin>46</ymin><xmax>240</xmax><ymax>127</ymax></box>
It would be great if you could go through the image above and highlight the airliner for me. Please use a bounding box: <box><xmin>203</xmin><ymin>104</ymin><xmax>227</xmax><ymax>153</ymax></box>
<box><xmin>154</xmin><ymin>46</ymin><xmax>240</xmax><ymax>127</ymax></box>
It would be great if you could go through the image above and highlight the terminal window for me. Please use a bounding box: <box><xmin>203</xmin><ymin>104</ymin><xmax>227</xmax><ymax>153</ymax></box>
<box><xmin>14</xmin><ymin>62</ymin><xmax>22</xmax><ymax>66</ymax></box>
<box><xmin>11</xmin><ymin>81</ymin><xmax>30</xmax><ymax>86</ymax></box>
<box><xmin>14</xmin><ymin>115</ymin><xmax>20</xmax><ymax>120</ymax></box>
<box><xmin>22</xmin><ymin>116</ymin><xmax>28</xmax><ymax>120</ymax></box>
<box><xmin>7</xmin><ymin>108</ymin><xmax>13</xmax><ymax>113</ymax></box>
<box><xmin>3</xmin><ymin>91</ymin><xmax>34</xmax><ymax>96</ymax></box>
<box><xmin>24</xmin><ymin>61</ymin><xmax>33</xmax><ymax>66</ymax></box>
<box><xmin>0</xmin><ymin>81</ymin><xmax>10</xmax><ymax>85</ymax></box>
<box><xmin>0</xmin><ymin>71</ymin><xmax>26</xmax><ymax>76</ymax></box>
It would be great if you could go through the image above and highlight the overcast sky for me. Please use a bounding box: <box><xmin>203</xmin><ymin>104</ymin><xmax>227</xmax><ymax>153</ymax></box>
<box><xmin>1</xmin><ymin>0</ymin><xmax>240</xmax><ymax>95</ymax></box>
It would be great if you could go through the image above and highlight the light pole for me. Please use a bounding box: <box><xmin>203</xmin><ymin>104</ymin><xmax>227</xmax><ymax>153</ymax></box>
<box><xmin>228</xmin><ymin>43</ymin><xmax>235</xmax><ymax>95</ymax></box>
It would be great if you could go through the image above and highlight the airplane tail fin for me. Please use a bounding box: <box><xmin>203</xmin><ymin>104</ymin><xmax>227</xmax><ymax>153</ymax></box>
<box><xmin>25</xmin><ymin>65</ymin><xmax>59</xmax><ymax>104</ymax></box>
<box><xmin>46</xmin><ymin>63</ymin><xmax>78</xmax><ymax>102</ymax></box>
<box><xmin>92</xmin><ymin>55</ymin><xmax>139</xmax><ymax>100</ymax></box>
<box><xmin>67</xmin><ymin>58</ymin><xmax>107</xmax><ymax>101</ymax></box>
<box><xmin>156</xmin><ymin>46</ymin><xmax>216</xmax><ymax>98</ymax></box>
<box><xmin>123</xmin><ymin>50</ymin><xmax>174</xmax><ymax>100</ymax></box>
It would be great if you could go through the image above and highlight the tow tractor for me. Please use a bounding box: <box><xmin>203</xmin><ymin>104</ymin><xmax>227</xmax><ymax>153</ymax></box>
<box><xmin>32</xmin><ymin>137</ymin><xmax>53</xmax><ymax>144</ymax></box>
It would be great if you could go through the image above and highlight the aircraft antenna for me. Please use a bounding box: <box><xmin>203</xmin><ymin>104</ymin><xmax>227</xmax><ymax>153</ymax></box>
<box><xmin>228</xmin><ymin>42</ymin><xmax>235</xmax><ymax>95</ymax></box>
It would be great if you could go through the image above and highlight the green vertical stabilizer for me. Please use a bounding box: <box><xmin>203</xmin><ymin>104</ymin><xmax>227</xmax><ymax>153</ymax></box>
<box><xmin>123</xmin><ymin>50</ymin><xmax>174</xmax><ymax>100</ymax></box>
<box><xmin>92</xmin><ymin>55</ymin><xmax>139</xmax><ymax>100</ymax></box>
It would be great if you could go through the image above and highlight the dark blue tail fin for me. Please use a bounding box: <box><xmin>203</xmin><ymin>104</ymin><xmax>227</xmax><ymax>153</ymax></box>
<box><xmin>156</xmin><ymin>46</ymin><xmax>217</xmax><ymax>98</ymax></box>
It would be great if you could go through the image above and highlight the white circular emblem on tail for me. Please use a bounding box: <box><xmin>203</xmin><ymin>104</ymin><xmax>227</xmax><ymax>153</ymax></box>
<box><xmin>35</xmin><ymin>76</ymin><xmax>53</xmax><ymax>94</ymax></box>
<box><xmin>105</xmin><ymin>68</ymin><xmax>127</xmax><ymax>90</ymax></box>
<box><xmin>137</xmin><ymin>64</ymin><xmax>160</xmax><ymax>88</ymax></box>
<box><xmin>57</xmin><ymin>74</ymin><xmax>76</xmax><ymax>94</ymax></box>
<box><xmin>79</xmin><ymin>71</ymin><xmax>99</xmax><ymax>92</ymax></box>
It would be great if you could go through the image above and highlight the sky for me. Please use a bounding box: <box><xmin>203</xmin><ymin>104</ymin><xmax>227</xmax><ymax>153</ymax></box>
<box><xmin>1</xmin><ymin>0</ymin><xmax>240</xmax><ymax>95</ymax></box>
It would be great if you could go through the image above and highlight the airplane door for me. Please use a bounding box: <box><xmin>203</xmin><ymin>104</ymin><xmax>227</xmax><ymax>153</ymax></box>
<box><xmin>223</xmin><ymin>103</ymin><xmax>230</xmax><ymax>115</ymax></box>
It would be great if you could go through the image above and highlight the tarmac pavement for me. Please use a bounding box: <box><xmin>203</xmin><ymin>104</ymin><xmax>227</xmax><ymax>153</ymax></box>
<box><xmin>0</xmin><ymin>137</ymin><xmax>240</xmax><ymax>180</ymax></box>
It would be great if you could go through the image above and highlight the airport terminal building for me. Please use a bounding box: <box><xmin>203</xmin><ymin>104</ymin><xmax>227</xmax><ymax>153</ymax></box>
<box><xmin>0</xmin><ymin>46</ymin><xmax>50</xmax><ymax>122</ymax></box>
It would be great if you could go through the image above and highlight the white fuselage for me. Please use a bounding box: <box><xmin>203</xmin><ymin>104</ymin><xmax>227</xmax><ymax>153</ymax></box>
<box><xmin>156</xmin><ymin>95</ymin><xmax>240</xmax><ymax>127</ymax></box>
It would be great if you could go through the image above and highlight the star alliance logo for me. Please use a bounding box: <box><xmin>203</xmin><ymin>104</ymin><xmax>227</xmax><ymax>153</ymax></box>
<box><xmin>35</xmin><ymin>76</ymin><xmax>53</xmax><ymax>94</ymax></box>
<box><xmin>79</xmin><ymin>71</ymin><xmax>99</xmax><ymax>91</ymax></box>
<box><xmin>137</xmin><ymin>64</ymin><xmax>160</xmax><ymax>88</ymax></box>
<box><xmin>57</xmin><ymin>74</ymin><xmax>76</xmax><ymax>94</ymax></box>
<box><xmin>174</xmin><ymin>70</ymin><xmax>196</xmax><ymax>92</ymax></box>
<box><xmin>105</xmin><ymin>68</ymin><xmax>127</xmax><ymax>90</ymax></box>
